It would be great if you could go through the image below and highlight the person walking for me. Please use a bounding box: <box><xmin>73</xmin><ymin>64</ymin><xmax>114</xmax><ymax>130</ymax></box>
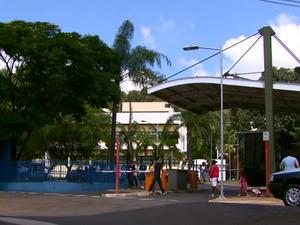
<box><xmin>138</xmin><ymin>161</ymin><xmax>147</xmax><ymax>189</ymax></box>
<box><xmin>280</xmin><ymin>151</ymin><xmax>299</xmax><ymax>171</ymax></box>
<box><xmin>131</xmin><ymin>161</ymin><xmax>138</xmax><ymax>188</ymax></box>
<box><xmin>209</xmin><ymin>160</ymin><xmax>219</xmax><ymax>198</ymax></box>
<box><xmin>148</xmin><ymin>159</ymin><xmax>167</xmax><ymax>195</ymax></box>
<box><xmin>199</xmin><ymin>161</ymin><xmax>208</xmax><ymax>183</ymax></box>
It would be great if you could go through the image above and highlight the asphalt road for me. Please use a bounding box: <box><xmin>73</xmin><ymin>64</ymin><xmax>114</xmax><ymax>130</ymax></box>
<box><xmin>0</xmin><ymin>185</ymin><xmax>298</xmax><ymax>225</ymax></box>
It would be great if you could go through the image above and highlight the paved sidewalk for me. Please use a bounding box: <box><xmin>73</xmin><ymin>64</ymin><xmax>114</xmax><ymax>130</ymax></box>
<box><xmin>209</xmin><ymin>195</ymin><xmax>283</xmax><ymax>206</ymax></box>
<box><xmin>100</xmin><ymin>185</ymin><xmax>284</xmax><ymax>206</ymax></box>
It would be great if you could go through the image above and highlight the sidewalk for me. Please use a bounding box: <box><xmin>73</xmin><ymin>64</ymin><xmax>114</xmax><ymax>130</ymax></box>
<box><xmin>209</xmin><ymin>194</ymin><xmax>283</xmax><ymax>206</ymax></box>
<box><xmin>100</xmin><ymin>185</ymin><xmax>284</xmax><ymax>206</ymax></box>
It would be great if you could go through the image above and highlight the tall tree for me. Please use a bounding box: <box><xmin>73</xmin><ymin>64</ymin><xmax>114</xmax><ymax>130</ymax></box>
<box><xmin>43</xmin><ymin>107</ymin><xmax>111</xmax><ymax>170</ymax></box>
<box><xmin>0</xmin><ymin>20</ymin><xmax>119</xmax><ymax>160</ymax></box>
<box><xmin>109</xmin><ymin>20</ymin><xmax>171</xmax><ymax>162</ymax></box>
<box><xmin>168</xmin><ymin>110</ymin><xmax>219</xmax><ymax>168</ymax></box>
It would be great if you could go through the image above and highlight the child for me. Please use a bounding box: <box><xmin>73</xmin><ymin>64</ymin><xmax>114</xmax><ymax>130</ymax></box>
<box><xmin>240</xmin><ymin>171</ymin><xmax>248</xmax><ymax>196</ymax></box>
<box><xmin>209</xmin><ymin>160</ymin><xmax>219</xmax><ymax>198</ymax></box>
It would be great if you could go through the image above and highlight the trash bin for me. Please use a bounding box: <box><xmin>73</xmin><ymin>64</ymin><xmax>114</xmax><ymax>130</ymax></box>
<box><xmin>188</xmin><ymin>170</ymin><xmax>199</xmax><ymax>191</ymax></box>
<box><xmin>167</xmin><ymin>169</ymin><xmax>188</xmax><ymax>191</ymax></box>
<box><xmin>145</xmin><ymin>171</ymin><xmax>167</xmax><ymax>191</ymax></box>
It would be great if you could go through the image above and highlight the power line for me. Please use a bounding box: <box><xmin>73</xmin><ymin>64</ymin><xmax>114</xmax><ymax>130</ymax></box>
<box><xmin>165</xmin><ymin>32</ymin><xmax>259</xmax><ymax>81</ymax></box>
<box><xmin>258</xmin><ymin>0</ymin><xmax>300</xmax><ymax>8</ymax></box>
<box><xmin>280</xmin><ymin>0</ymin><xmax>300</xmax><ymax>4</ymax></box>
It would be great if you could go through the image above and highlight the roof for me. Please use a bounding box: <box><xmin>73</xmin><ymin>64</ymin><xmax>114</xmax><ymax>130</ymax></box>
<box><xmin>148</xmin><ymin>77</ymin><xmax>300</xmax><ymax>114</ymax></box>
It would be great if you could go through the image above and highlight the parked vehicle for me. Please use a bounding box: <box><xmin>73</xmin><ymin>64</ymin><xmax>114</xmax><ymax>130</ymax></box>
<box><xmin>269</xmin><ymin>168</ymin><xmax>300</xmax><ymax>206</ymax></box>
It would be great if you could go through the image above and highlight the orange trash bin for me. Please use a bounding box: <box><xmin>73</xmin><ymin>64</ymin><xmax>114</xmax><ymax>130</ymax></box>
<box><xmin>145</xmin><ymin>170</ymin><xmax>168</xmax><ymax>191</ymax></box>
<box><xmin>145</xmin><ymin>171</ymin><xmax>154</xmax><ymax>191</ymax></box>
<box><xmin>188</xmin><ymin>170</ymin><xmax>199</xmax><ymax>191</ymax></box>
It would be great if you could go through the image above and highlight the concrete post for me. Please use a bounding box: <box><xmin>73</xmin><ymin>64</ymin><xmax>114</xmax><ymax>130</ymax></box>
<box><xmin>259</xmin><ymin>26</ymin><xmax>276</xmax><ymax>174</ymax></box>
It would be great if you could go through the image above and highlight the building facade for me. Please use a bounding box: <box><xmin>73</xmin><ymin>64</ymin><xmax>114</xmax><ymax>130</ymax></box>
<box><xmin>116</xmin><ymin>102</ymin><xmax>187</xmax><ymax>162</ymax></box>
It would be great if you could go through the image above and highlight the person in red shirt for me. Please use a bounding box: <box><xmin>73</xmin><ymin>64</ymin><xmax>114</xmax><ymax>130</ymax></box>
<box><xmin>209</xmin><ymin>160</ymin><xmax>219</xmax><ymax>198</ymax></box>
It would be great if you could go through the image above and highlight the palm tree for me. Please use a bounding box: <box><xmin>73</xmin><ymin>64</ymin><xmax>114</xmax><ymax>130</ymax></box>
<box><xmin>109</xmin><ymin>20</ymin><xmax>171</xmax><ymax>162</ymax></box>
<box><xmin>168</xmin><ymin>110</ymin><xmax>219</xmax><ymax>169</ymax></box>
<box><xmin>159</xmin><ymin>122</ymin><xmax>181</xmax><ymax>169</ymax></box>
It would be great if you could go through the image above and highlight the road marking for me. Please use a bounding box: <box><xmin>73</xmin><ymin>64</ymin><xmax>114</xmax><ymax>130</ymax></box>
<box><xmin>0</xmin><ymin>217</ymin><xmax>58</xmax><ymax>225</ymax></box>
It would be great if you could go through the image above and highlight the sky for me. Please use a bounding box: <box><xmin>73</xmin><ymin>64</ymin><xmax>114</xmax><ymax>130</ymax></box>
<box><xmin>1</xmin><ymin>0</ymin><xmax>300</xmax><ymax>91</ymax></box>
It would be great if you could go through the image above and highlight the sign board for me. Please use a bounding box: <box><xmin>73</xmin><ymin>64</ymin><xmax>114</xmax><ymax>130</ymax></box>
<box><xmin>263</xmin><ymin>131</ymin><xmax>269</xmax><ymax>141</ymax></box>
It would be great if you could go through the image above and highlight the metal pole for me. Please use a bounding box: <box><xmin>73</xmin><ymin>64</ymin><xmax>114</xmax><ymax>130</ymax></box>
<box><xmin>259</xmin><ymin>26</ymin><xmax>276</xmax><ymax>175</ymax></box>
<box><xmin>183</xmin><ymin>45</ymin><xmax>225</xmax><ymax>198</ymax></box>
<box><xmin>237</xmin><ymin>133</ymin><xmax>240</xmax><ymax>180</ymax></box>
<box><xmin>115</xmin><ymin>135</ymin><xmax>120</xmax><ymax>193</ymax></box>
<box><xmin>219</xmin><ymin>46</ymin><xmax>225</xmax><ymax>199</ymax></box>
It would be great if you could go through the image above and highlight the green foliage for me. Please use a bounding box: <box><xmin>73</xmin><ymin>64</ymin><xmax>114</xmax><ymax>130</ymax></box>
<box><xmin>121</xmin><ymin>88</ymin><xmax>161</xmax><ymax>102</ymax></box>
<box><xmin>44</xmin><ymin>107</ymin><xmax>111</xmax><ymax>162</ymax></box>
<box><xmin>0</xmin><ymin>20</ymin><xmax>120</xmax><ymax>159</ymax></box>
<box><xmin>168</xmin><ymin>110</ymin><xmax>219</xmax><ymax>160</ymax></box>
<box><xmin>230</xmin><ymin>67</ymin><xmax>300</xmax><ymax>151</ymax></box>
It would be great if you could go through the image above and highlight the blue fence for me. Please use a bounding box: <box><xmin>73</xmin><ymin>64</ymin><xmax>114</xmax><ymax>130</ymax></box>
<box><xmin>0</xmin><ymin>160</ymin><xmax>128</xmax><ymax>192</ymax></box>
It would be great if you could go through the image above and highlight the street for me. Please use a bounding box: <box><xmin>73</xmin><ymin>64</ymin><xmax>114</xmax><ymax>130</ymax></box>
<box><xmin>0</xmin><ymin>185</ymin><xmax>298</xmax><ymax>225</ymax></box>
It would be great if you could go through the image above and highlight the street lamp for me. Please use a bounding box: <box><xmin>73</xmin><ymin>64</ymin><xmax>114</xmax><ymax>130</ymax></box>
<box><xmin>183</xmin><ymin>45</ymin><xmax>225</xmax><ymax>199</ymax></box>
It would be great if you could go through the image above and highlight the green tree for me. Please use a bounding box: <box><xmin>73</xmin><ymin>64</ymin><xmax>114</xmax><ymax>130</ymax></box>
<box><xmin>230</xmin><ymin>67</ymin><xmax>300</xmax><ymax>151</ymax></box>
<box><xmin>43</xmin><ymin>107</ymin><xmax>111</xmax><ymax>170</ymax></box>
<box><xmin>159</xmin><ymin>122</ymin><xmax>181</xmax><ymax>168</ymax></box>
<box><xmin>168</xmin><ymin>110</ymin><xmax>219</xmax><ymax>168</ymax></box>
<box><xmin>109</xmin><ymin>20</ymin><xmax>171</xmax><ymax>162</ymax></box>
<box><xmin>0</xmin><ymin>20</ymin><xmax>119</xmax><ymax>160</ymax></box>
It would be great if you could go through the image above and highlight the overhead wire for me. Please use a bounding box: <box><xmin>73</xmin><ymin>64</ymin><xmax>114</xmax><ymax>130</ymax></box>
<box><xmin>164</xmin><ymin>52</ymin><xmax>219</xmax><ymax>81</ymax></box>
<box><xmin>274</xmin><ymin>35</ymin><xmax>300</xmax><ymax>64</ymax></box>
<box><xmin>165</xmin><ymin>32</ymin><xmax>259</xmax><ymax>81</ymax></box>
<box><xmin>258</xmin><ymin>0</ymin><xmax>300</xmax><ymax>7</ymax></box>
<box><xmin>280</xmin><ymin>0</ymin><xmax>300</xmax><ymax>3</ymax></box>
<box><xmin>225</xmin><ymin>35</ymin><xmax>262</xmax><ymax>75</ymax></box>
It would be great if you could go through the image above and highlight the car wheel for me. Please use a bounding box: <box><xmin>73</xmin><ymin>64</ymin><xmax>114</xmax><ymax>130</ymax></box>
<box><xmin>283</xmin><ymin>184</ymin><xmax>300</xmax><ymax>207</ymax></box>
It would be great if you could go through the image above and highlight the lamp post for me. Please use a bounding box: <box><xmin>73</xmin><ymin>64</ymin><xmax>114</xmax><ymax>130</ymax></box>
<box><xmin>183</xmin><ymin>45</ymin><xmax>225</xmax><ymax>199</ymax></box>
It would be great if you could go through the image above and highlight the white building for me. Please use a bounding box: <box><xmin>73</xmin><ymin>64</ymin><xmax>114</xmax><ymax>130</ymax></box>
<box><xmin>116</xmin><ymin>102</ymin><xmax>187</xmax><ymax>156</ymax></box>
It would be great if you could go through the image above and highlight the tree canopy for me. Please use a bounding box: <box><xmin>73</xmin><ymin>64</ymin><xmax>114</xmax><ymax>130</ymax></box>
<box><xmin>0</xmin><ymin>20</ymin><xmax>120</xmax><ymax>160</ymax></box>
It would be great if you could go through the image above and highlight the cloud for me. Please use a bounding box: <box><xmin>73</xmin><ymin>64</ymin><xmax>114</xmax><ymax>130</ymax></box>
<box><xmin>140</xmin><ymin>16</ymin><xmax>175</xmax><ymax>49</ymax></box>
<box><xmin>141</xmin><ymin>26</ymin><xmax>156</xmax><ymax>48</ymax></box>
<box><xmin>271</xmin><ymin>14</ymin><xmax>300</xmax><ymax>68</ymax></box>
<box><xmin>185</xmin><ymin>20</ymin><xmax>196</xmax><ymax>31</ymax></box>
<box><xmin>223</xmin><ymin>13</ymin><xmax>300</xmax><ymax>80</ymax></box>
<box><xmin>158</xmin><ymin>15</ymin><xmax>176</xmax><ymax>33</ymax></box>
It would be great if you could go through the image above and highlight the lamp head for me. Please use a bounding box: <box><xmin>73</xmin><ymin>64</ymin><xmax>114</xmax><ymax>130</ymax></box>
<box><xmin>183</xmin><ymin>45</ymin><xmax>200</xmax><ymax>51</ymax></box>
